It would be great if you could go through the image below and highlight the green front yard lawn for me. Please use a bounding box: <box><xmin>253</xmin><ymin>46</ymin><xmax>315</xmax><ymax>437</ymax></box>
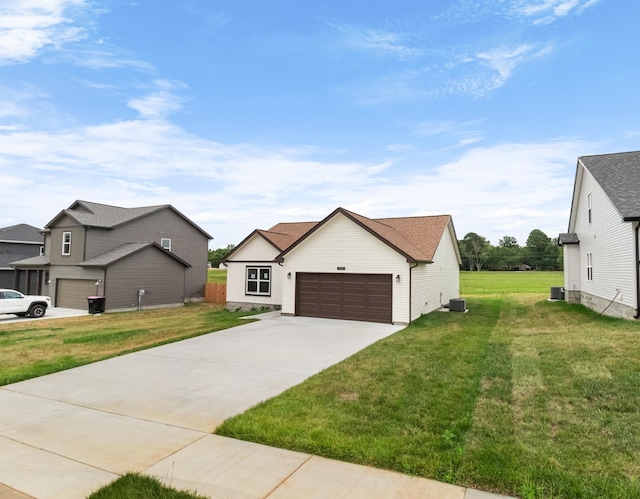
<box><xmin>0</xmin><ymin>303</ymin><xmax>255</xmax><ymax>387</ymax></box>
<box><xmin>216</xmin><ymin>272</ymin><xmax>640</xmax><ymax>498</ymax></box>
<box><xmin>8</xmin><ymin>270</ymin><xmax>640</xmax><ymax>498</ymax></box>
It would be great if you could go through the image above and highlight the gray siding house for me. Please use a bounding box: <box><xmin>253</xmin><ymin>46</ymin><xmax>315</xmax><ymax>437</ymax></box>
<box><xmin>0</xmin><ymin>224</ymin><xmax>44</xmax><ymax>294</ymax></box>
<box><xmin>13</xmin><ymin>200</ymin><xmax>211</xmax><ymax>311</ymax></box>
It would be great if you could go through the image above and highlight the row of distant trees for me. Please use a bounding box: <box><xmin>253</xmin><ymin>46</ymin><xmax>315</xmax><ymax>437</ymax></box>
<box><xmin>207</xmin><ymin>230</ymin><xmax>561</xmax><ymax>272</ymax></box>
<box><xmin>459</xmin><ymin>230</ymin><xmax>562</xmax><ymax>271</ymax></box>
<box><xmin>208</xmin><ymin>244</ymin><xmax>235</xmax><ymax>268</ymax></box>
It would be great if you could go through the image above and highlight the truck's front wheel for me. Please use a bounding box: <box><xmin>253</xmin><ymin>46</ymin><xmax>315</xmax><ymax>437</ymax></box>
<box><xmin>28</xmin><ymin>304</ymin><xmax>46</xmax><ymax>318</ymax></box>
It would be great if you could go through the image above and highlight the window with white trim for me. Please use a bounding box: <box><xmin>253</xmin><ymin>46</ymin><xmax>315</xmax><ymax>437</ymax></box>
<box><xmin>587</xmin><ymin>193</ymin><xmax>592</xmax><ymax>224</ymax></box>
<box><xmin>62</xmin><ymin>231</ymin><xmax>71</xmax><ymax>256</ymax></box>
<box><xmin>161</xmin><ymin>238</ymin><xmax>172</xmax><ymax>251</ymax></box>
<box><xmin>246</xmin><ymin>267</ymin><xmax>271</xmax><ymax>295</ymax></box>
<box><xmin>586</xmin><ymin>253</ymin><xmax>593</xmax><ymax>281</ymax></box>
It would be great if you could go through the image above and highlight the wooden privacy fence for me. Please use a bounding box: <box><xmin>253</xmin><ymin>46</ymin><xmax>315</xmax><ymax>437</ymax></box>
<box><xmin>204</xmin><ymin>283</ymin><xmax>227</xmax><ymax>304</ymax></box>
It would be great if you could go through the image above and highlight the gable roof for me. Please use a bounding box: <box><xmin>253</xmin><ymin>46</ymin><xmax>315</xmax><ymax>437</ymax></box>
<box><xmin>0</xmin><ymin>224</ymin><xmax>43</xmax><ymax>244</ymax></box>
<box><xmin>579</xmin><ymin>151</ymin><xmax>640</xmax><ymax>221</ymax></box>
<box><xmin>45</xmin><ymin>200</ymin><xmax>212</xmax><ymax>238</ymax></box>
<box><xmin>258</xmin><ymin>222</ymin><xmax>319</xmax><ymax>251</ymax></box>
<box><xmin>223</xmin><ymin>222</ymin><xmax>317</xmax><ymax>262</ymax></box>
<box><xmin>78</xmin><ymin>242</ymin><xmax>191</xmax><ymax>268</ymax></box>
<box><xmin>278</xmin><ymin>207</ymin><xmax>456</xmax><ymax>263</ymax></box>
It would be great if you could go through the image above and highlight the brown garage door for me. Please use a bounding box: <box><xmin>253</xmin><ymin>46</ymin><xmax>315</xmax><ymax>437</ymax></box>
<box><xmin>56</xmin><ymin>279</ymin><xmax>97</xmax><ymax>310</ymax></box>
<box><xmin>296</xmin><ymin>273</ymin><xmax>392</xmax><ymax>323</ymax></box>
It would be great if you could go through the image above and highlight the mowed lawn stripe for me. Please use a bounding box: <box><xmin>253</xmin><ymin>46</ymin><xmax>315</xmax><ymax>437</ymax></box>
<box><xmin>216</xmin><ymin>298</ymin><xmax>501</xmax><ymax>478</ymax></box>
<box><xmin>216</xmin><ymin>272</ymin><xmax>640</xmax><ymax>498</ymax></box>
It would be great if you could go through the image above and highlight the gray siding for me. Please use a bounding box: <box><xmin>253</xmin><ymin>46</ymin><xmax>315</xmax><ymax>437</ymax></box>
<box><xmin>49</xmin><ymin>216</ymin><xmax>85</xmax><ymax>266</ymax></box>
<box><xmin>0</xmin><ymin>270</ymin><xmax>14</xmax><ymax>289</ymax></box>
<box><xmin>0</xmin><ymin>241</ymin><xmax>45</xmax><ymax>294</ymax></box>
<box><xmin>84</xmin><ymin>209</ymin><xmax>208</xmax><ymax>299</ymax></box>
<box><xmin>104</xmin><ymin>246</ymin><xmax>186</xmax><ymax>310</ymax></box>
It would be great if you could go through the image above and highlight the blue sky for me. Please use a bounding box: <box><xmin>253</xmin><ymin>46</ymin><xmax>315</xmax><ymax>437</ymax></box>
<box><xmin>1</xmin><ymin>0</ymin><xmax>638</xmax><ymax>248</ymax></box>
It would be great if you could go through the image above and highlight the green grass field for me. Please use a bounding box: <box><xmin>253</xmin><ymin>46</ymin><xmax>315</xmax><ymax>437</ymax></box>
<box><xmin>16</xmin><ymin>270</ymin><xmax>640</xmax><ymax>498</ymax></box>
<box><xmin>207</xmin><ymin>268</ymin><xmax>227</xmax><ymax>283</ymax></box>
<box><xmin>461</xmin><ymin>270</ymin><xmax>563</xmax><ymax>295</ymax></box>
<box><xmin>216</xmin><ymin>271</ymin><xmax>640</xmax><ymax>498</ymax></box>
<box><xmin>0</xmin><ymin>304</ymin><xmax>255</xmax><ymax>387</ymax></box>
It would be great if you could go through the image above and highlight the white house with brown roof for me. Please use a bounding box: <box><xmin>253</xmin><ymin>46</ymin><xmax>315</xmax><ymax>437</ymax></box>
<box><xmin>224</xmin><ymin>207</ymin><xmax>461</xmax><ymax>324</ymax></box>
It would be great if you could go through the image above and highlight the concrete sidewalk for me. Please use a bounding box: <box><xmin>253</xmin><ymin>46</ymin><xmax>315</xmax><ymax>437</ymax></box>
<box><xmin>0</xmin><ymin>312</ymin><xmax>513</xmax><ymax>499</ymax></box>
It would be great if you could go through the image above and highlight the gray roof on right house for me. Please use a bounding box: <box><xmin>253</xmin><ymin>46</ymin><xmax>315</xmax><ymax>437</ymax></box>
<box><xmin>580</xmin><ymin>151</ymin><xmax>640</xmax><ymax>221</ymax></box>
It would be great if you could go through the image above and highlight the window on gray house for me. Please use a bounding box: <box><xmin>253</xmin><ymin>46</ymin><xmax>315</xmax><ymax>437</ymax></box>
<box><xmin>161</xmin><ymin>238</ymin><xmax>171</xmax><ymax>251</ymax></box>
<box><xmin>586</xmin><ymin>253</ymin><xmax>593</xmax><ymax>281</ymax></box>
<box><xmin>588</xmin><ymin>193</ymin><xmax>592</xmax><ymax>224</ymax></box>
<box><xmin>62</xmin><ymin>231</ymin><xmax>71</xmax><ymax>255</ymax></box>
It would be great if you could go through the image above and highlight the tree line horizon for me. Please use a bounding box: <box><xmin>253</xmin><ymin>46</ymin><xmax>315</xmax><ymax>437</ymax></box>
<box><xmin>459</xmin><ymin>229</ymin><xmax>562</xmax><ymax>271</ymax></box>
<box><xmin>207</xmin><ymin>230</ymin><xmax>562</xmax><ymax>273</ymax></box>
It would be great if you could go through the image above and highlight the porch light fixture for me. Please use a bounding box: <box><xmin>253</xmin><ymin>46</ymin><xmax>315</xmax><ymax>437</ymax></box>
<box><xmin>287</xmin><ymin>272</ymin><xmax>292</xmax><ymax>279</ymax></box>
<box><xmin>396</xmin><ymin>274</ymin><xmax>401</xmax><ymax>283</ymax></box>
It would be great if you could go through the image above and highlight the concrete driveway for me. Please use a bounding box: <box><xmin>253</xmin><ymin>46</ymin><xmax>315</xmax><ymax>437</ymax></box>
<box><xmin>0</xmin><ymin>312</ymin><xmax>407</xmax><ymax>498</ymax></box>
<box><xmin>0</xmin><ymin>312</ymin><xmax>509</xmax><ymax>499</ymax></box>
<box><xmin>0</xmin><ymin>307</ymin><xmax>87</xmax><ymax>325</ymax></box>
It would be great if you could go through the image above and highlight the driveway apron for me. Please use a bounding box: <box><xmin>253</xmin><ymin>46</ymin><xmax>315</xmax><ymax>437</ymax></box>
<box><xmin>0</xmin><ymin>312</ymin><xmax>405</xmax><ymax>498</ymax></box>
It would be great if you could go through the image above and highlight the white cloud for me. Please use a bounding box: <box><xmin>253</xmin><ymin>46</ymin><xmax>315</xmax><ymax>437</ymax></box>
<box><xmin>332</xmin><ymin>24</ymin><xmax>423</xmax><ymax>59</ymax></box>
<box><xmin>0</xmin><ymin>113</ymin><xmax>589</xmax><ymax>247</ymax></box>
<box><xmin>476</xmin><ymin>43</ymin><xmax>553</xmax><ymax>90</ymax></box>
<box><xmin>62</xmin><ymin>45</ymin><xmax>155</xmax><ymax>71</ymax></box>
<box><xmin>511</xmin><ymin>0</ymin><xmax>602</xmax><ymax>24</ymax></box>
<box><xmin>127</xmin><ymin>80</ymin><xmax>188</xmax><ymax>118</ymax></box>
<box><xmin>0</xmin><ymin>0</ymin><xmax>88</xmax><ymax>65</ymax></box>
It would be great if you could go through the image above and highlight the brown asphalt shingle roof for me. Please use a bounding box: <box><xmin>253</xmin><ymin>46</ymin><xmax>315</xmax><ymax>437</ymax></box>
<box><xmin>258</xmin><ymin>222</ymin><xmax>318</xmax><ymax>251</ymax></box>
<box><xmin>230</xmin><ymin>207</ymin><xmax>456</xmax><ymax>263</ymax></box>
<box><xmin>372</xmin><ymin>213</ymin><xmax>454</xmax><ymax>262</ymax></box>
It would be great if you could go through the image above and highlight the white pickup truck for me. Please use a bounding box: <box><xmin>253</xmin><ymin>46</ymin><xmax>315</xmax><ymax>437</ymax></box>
<box><xmin>0</xmin><ymin>289</ymin><xmax>51</xmax><ymax>318</ymax></box>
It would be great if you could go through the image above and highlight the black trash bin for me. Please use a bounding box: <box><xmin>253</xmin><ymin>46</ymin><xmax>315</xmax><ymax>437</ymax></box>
<box><xmin>87</xmin><ymin>296</ymin><xmax>106</xmax><ymax>314</ymax></box>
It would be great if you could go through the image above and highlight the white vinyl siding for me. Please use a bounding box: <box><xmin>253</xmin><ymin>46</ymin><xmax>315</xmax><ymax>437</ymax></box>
<box><xmin>412</xmin><ymin>223</ymin><xmax>461</xmax><ymax>320</ymax></box>
<box><xmin>226</xmin><ymin>234</ymin><xmax>282</xmax><ymax>306</ymax></box>
<box><xmin>563</xmin><ymin>244</ymin><xmax>580</xmax><ymax>293</ymax></box>
<box><xmin>281</xmin><ymin>213</ymin><xmax>409</xmax><ymax>323</ymax></box>
<box><xmin>573</xmin><ymin>168</ymin><xmax>636</xmax><ymax>307</ymax></box>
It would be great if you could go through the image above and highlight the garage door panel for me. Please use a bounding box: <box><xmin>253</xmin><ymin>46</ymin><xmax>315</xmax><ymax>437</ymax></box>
<box><xmin>296</xmin><ymin>273</ymin><xmax>392</xmax><ymax>323</ymax></box>
<box><xmin>56</xmin><ymin>279</ymin><xmax>97</xmax><ymax>310</ymax></box>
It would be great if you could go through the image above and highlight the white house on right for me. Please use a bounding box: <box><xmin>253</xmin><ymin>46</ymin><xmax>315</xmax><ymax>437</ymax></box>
<box><xmin>559</xmin><ymin>151</ymin><xmax>640</xmax><ymax>319</ymax></box>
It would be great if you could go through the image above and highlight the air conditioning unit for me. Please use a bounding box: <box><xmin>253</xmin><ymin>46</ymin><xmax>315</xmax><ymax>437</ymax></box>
<box><xmin>449</xmin><ymin>298</ymin><xmax>466</xmax><ymax>312</ymax></box>
<box><xmin>550</xmin><ymin>286</ymin><xmax>565</xmax><ymax>300</ymax></box>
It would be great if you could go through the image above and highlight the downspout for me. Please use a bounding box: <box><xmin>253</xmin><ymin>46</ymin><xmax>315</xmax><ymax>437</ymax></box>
<box><xmin>408</xmin><ymin>262</ymin><xmax>418</xmax><ymax>324</ymax></box>
<box><xmin>635</xmin><ymin>223</ymin><xmax>640</xmax><ymax>319</ymax></box>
